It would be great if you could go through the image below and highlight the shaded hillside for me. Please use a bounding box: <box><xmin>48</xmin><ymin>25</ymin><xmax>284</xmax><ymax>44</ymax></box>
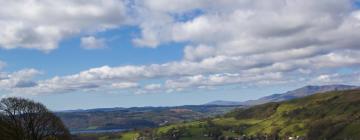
<box><xmin>57</xmin><ymin>105</ymin><xmax>242</xmax><ymax>131</ymax></box>
<box><xmin>207</xmin><ymin>85</ymin><xmax>358</xmax><ymax>106</ymax></box>
<box><xmin>140</xmin><ymin>89</ymin><xmax>360</xmax><ymax>140</ymax></box>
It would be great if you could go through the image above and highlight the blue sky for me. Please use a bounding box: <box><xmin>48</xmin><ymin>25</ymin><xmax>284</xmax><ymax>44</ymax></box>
<box><xmin>1</xmin><ymin>0</ymin><xmax>360</xmax><ymax>110</ymax></box>
<box><xmin>0</xmin><ymin>27</ymin><xmax>184</xmax><ymax>76</ymax></box>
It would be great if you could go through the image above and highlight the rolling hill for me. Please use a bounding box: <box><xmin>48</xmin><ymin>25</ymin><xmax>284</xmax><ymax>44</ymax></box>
<box><xmin>57</xmin><ymin>105</ymin><xmax>242</xmax><ymax>132</ymax></box>
<box><xmin>136</xmin><ymin>89</ymin><xmax>360</xmax><ymax>140</ymax></box>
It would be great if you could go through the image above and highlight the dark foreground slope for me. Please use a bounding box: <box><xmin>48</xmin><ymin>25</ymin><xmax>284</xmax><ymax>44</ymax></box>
<box><xmin>139</xmin><ymin>89</ymin><xmax>360</xmax><ymax>140</ymax></box>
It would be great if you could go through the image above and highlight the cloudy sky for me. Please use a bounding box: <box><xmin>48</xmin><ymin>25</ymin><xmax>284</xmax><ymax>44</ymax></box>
<box><xmin>1</xmin><ymin>0</ymin><xmax>360</xmax><ymax>110</ymax></box>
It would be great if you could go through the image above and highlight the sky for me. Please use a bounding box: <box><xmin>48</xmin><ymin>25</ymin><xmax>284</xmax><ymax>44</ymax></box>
<box><xmin>1</xmin><ymin>0</ymin><xmax>360</xmax><ymax>110</ymax></box>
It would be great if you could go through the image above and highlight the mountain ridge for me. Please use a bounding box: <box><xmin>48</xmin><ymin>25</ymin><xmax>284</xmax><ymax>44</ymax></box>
<box><xmin>206</xmin><ymin>84</ymin><xmax>359</xmax><ymax>106</ymax></box>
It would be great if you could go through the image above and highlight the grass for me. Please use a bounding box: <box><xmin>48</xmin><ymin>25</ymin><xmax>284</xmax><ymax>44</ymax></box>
<box><xmin>157</xmin><ymin>121</ymin><xmax>205</xmax><ymax>134</ymax></box>
<box><xmin>120</xmin><ymin>132</ymin><xmax>139</xmax><ymax>140</ymax></box>
<box><xmin>212</xmin><ymin>117</ymin><xmax>261</xmax><ymax>126</ymax></box>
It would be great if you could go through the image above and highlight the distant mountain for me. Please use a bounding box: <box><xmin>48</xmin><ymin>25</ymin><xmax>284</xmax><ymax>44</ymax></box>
<box><xmin>205</xmin><ymin>100</ymin><xmax>243</xmax><ymax>106</ymax></box>
<box><xmin>206</xmin><ymin>84</ymin><xmax>358</xmax><ymax>106</ymax></box>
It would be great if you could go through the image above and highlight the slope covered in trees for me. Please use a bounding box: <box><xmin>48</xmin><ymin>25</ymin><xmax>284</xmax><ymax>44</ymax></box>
<box><xmin>133</xmin><ymin>89</ymin><xmax>360</xmax><ymax>140</ymax></box>
<box><xmin>58</xmin><ymin>105</ymin><xmax>241</xmax><ymax>131</ymax></box>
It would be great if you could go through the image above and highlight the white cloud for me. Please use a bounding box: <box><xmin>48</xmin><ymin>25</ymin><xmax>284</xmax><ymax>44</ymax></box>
<box><xmin>111</xmin><ymin>82</ymin><xmax>138</xmax><ymax>89</ymax></box>
<box><xmin>81</xmin><ymin>36</ymin><xmax>106</xmax><ymax>50</ymax></box>
<box><xmin>314</xmin><ymin>74</ymin><xmax>336</xmax><ymax>83</ymax></box>
<box><xmin>184</xmin><ymin>45</ymin><xmax>215</xmax><ymax>61</ymax></box>
<box><xmin>132</xmin><ymin>0</ymin><xmax>354</xmax><ymax>48</ymax></box>
<box><xmin>2</xmin><ymin>0</ymin><xmax>360</xmax><ymax>95</ymax></box>
<box><xmin>0</xmin><ymin>69</ymin><xmax>41</xmax><ymax>93</ymax></box>
<box><xmin>352</xmin><ymin>10</ymin><xmax>360</xmax><ymax>20</ymax></box>
<box><xmin>144</xmin><ymin>84</ymin><xmax>162</xmax><ymax>90</ymax></box>
<box><xmin>141</xmin><ymin>0</ymin><xmax>205</xmax><ymax>13</ymax></box>
<box><xmin>310</xmin><ymin>72</ymin><xmax>360</xmax><ymax>85</ymax></box>
<box><xmin>0</xmin><ymin>0</ymin><xmax>126</xmax><ymax>52</ymax></box>
<box><xmin>9</xmin><ymin>48</ymin><xmax>360</xmax><ymax>95</ymax></box>
<box><xmin>164</xmin><ymin>72</ymin><xmax>285</xmax><ymax>90</ymax></box>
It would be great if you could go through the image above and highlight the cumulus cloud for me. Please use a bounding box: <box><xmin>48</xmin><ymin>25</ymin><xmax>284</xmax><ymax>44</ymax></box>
<box><xmin>81</xmin><ymin>36</ymin><xmax>106</xmax><ymax>50</ymax></box>
<box><xmin>0</xmin><ymin>0</ymin><xmax>126</xmax><ymax>52</ymax></box>
<box><xmin>0</xmin><ymin>69</ymin><xmax>41</xmax><ymax>93</ymax></box>
<box><xmin>2</xmin><ymin>0</ymin><xmax>360</xmax><ymax>95</ymax></box>
<box><xmin>164</xmin><ymin>72</ymin><xmax>285</xmax><ymax>90</ymax></box>
<box><xmin>7</xmin><ymin>48</ymin><xmax>360</xmax><ymax>95</ymax></box>
<box><xmin>310</xmin><ymin>72</ymin><xmax>360</xmax><ymax>85</ymax></box>
<box><xmin>184</xmin><ymin>45</ymin><xmax>215</xmax><ymax>61</ymax></box>
<box><xmin>144</xmin><ymin>84</ymin><xmax>162</xmax><ymax>90</ymax></box>
<box><xmin>111</xmin><ymin>82</ymin><xmax>139</xmax><ymax>89</ymax></box>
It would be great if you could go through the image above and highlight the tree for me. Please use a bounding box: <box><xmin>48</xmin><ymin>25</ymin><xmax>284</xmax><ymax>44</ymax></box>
<box><xmin>0</xmin><ymin>97</ymin><xmax>71</xmax><ymax>140</ymax></box>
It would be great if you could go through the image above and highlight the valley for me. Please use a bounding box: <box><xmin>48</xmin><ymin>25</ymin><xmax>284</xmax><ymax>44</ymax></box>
<box><xmin>67</xmin><ymin>85</ymin><xmax>360</xmax><ymax>140</ymax></box>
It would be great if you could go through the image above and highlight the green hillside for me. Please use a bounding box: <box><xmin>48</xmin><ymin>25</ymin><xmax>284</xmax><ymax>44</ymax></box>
<box><xmin>135</xmin><ymin>89</ymin><xmax>360</xmax><ymax>140</ymax></box>
<box><xmin>59</xmin><ymin>105</ymin><xmax>240</xmax><ymax>131</ymax></box>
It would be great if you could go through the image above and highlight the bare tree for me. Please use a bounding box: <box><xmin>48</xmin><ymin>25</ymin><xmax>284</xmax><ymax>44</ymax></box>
<box><xmin>0</xmin><ymin>97</ymin><xmax>71</xmax><ymax>140</ymax></box>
